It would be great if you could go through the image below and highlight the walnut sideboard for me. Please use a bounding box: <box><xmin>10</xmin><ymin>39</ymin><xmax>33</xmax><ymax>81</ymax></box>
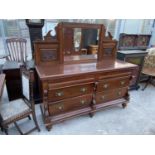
<box><xmin>36</xmin><ymin>59</ymin><xmax>136</xmax><ymax>130</ymax></box>
<box><xmin>34</xmin><ymin>22</ymin><xmax>137</xmax><ymax>130</ymax></box>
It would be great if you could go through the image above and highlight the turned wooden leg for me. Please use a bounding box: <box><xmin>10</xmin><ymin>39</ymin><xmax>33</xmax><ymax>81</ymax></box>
<box><xmin>142</xmin><ymin>76</ymin><xmax>151</xmax><ymax>91</ymax></box>
<box><xmin>89</xmin><ymin>112</ymin><xmax>94</xmax><ymax>118</ymax></box>
<box><xmin>4</xmin><ymin>127</ymin><xmax>8</xmax><ymax>135</ymax></box>
<box><xmin>32</xmin><ymin>112</ymin><xmax>40</xmax><ymax>132</ymax></box>
<box><xmin>122</xmin><ymin>103</ymin><xmax>128</xmax><ymax>108</ymax></box>
<box><xmin>46</xmin><ymin>125</ymin><xmax>52</xmax><ymax>131</ymax></box>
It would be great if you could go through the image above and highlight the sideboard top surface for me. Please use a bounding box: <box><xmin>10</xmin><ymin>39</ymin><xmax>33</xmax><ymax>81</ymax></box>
<box><xmin>36</xmin><ymin>59</ymin><xmax>136</xmax><ymax>80</ymax></box>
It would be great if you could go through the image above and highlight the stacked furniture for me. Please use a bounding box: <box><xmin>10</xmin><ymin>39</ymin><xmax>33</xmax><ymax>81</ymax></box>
<box><xmin>34</xmin><ymin>22</ymin><xmax>137</xmax><ymax>131</ymax></box>
<box><xmin>117</xmin><ymin>33</ymin><xmax>151</xmax><ymax>90</ymax></box>
<box><xmin>118</xmin><ymin>33</ymin><xmax>151</xmax><ymax>50</ymax></box>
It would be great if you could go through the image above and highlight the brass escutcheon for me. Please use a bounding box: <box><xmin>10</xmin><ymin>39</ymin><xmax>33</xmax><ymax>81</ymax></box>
<box><xmin>103</xmin><ymin>84</ymin><xmax>108</xmax><ymax>89</ymax></box>
<box><xmin>120</xmin><ymin>81</ymin><xmax>125</xmax><ymax>85</ymax></box>
<box><xmin>80</xmin><ymin>100</ymin><xmax>86</xmax><ymax>104</ymax></box>
<box><xmin>55</xmin><ymin>91</ymin><xmax>64</xmax><ymax>97</ymax></box>
<box><xmin>80</xmin><ymin>87</ymin><xmax>87</xmax><ymax>93</ymax></box>
<box><xmin>58</xmin><ymin>105</ymin><xmax>63</xmax><ymax>110</ymax></box>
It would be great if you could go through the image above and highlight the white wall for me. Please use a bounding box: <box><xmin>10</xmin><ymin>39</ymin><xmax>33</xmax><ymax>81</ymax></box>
<box><xmin>149</xmin><ymin>20</ymin><xmax>155</xmax><ymax>46</ymax></box>
<box><xmin>120</xmin><ymin>19</ymin><xmax>143</xmax><ymax>34</ymax></box>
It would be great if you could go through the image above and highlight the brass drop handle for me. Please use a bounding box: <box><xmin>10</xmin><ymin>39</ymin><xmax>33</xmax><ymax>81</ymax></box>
<box><xmin>80</xmin><ymin>87</ymin><xmax>87</xmax><ymax>93</ymax></box>
<box><xmin>55</xmin><ymin>91</ymin><xmax>64</xmax><ymax>97</ymax></box>
<box><xmin>120</xmin><ymin>81</ymin><xmax>125</xmax><ymax>85</ymax></box>
<box><xmin>103</xmin><ymin>84</ymin><xmax>108</xmax><ymax>89</ymax></box>
<box><xmin>80</xmin><ymin>100</ymin><xmax>86</xmax><ymax>105</ymax></box>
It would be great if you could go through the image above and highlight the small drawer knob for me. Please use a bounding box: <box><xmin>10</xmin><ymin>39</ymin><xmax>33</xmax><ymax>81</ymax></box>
<box><xmin>103</xmin><ymin>84</ymin><xmax>108</xmax><ymax>89</ymax></box>
<box><xmin>120</xmin><ymin>81</ymin><xmax>125</xmax><ymax>85</ymax></box>
<box><xmin>80</xmin><ymin>87</ymin><xmax>87</xmax><ymax>93</ymax></box>
<box><xmin>80</xmin><ymin>100</ymin><xmax>86</xmax><ymax>104</ymax></box>
<box><xmin>55</xmin><ymin>91</ymin><xmax>64</xmax><ymax>97</ymax></box>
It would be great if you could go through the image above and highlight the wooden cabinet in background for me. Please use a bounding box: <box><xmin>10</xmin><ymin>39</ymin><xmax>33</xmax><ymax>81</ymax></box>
<box><xmin>117</xmin><ymin>50</ymin><xmax>148</xmax><ymax>90</ymax></box>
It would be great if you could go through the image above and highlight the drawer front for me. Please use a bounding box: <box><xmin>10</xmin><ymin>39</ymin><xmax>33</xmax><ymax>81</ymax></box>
<box><xmin>48</xmin><ymin>83</ymin><xmax>94</xmax><ymax>102</ymax></box>
<box><xmin>96</xmin><ymin>87</ymin><xmax>128</xmax><ymax>104</ymax></box>
<box><xmin>48</xmin><ymin>94</ymin><xmax>92</xmax><ymax>115</ymax></box>
<box><xmin>97</xmin><ymin>76</ymin><xmax>130</xmax><ymax>92</ymax></box>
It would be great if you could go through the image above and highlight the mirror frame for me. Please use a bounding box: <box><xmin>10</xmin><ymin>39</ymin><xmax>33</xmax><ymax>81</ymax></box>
<box><xmin>57</xmin><ymin>22</ymin><xmax>106</xmax><ymax>63</ymax></box>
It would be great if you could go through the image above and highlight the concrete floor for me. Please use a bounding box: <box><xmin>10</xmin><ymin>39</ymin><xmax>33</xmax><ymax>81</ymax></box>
<box><xmin>0</xmin><ymin>83</ymin><xmax>155</xmax><ymax>135</ymax></box>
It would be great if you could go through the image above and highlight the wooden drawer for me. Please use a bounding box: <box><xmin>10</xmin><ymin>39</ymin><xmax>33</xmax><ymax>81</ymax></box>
<box><xmin>97</xmin><ymin>76</ymin><xmax>130</xmax><ymax>92</ymax></box>
<box><xmin>96</xmin><ymin>87</ymin><xmax>128</xmax><ymax>104</ymax></box>
<box><xmin>48</xmin><ymin>94</ymin><xmax>92</xmax><ymax>116</ymax></box>
<box><xmin>48</xmin><ymin>83</ymin><xmax>94</xmax><ymax>102</ymax></box>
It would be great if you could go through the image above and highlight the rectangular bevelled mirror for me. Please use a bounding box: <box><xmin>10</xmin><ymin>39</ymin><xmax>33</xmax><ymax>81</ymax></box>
<box><xmin>59</xmin><ymin>22</ymin><xmax>103</xmax><ymax>62</ymax></box>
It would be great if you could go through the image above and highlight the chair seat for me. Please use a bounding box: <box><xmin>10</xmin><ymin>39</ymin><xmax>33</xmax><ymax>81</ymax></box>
<box><xmin>142</xmin><ymin>67</ymin><xmax>155</xmax><ymax>77</ymax></box>
<box><xmin>0</xmin><ymin>99</ymin><xmax>31</xmax><ymax>123</ymax></box>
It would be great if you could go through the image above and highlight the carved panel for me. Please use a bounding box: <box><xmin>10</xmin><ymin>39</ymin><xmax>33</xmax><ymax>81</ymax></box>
<box><xmin>136</xmin><ymin>35</ymin><xmax>151</xmax><ymax>47</ymax></box>
<box><xmin>103</xmin><ymin>48</ymin><xmax>113</xmax><ymax>56</ymax></box>
<box><xmin>40</xmin><ymin>49</ymin><xmax>57</xmax><ymax>61</ymax></box>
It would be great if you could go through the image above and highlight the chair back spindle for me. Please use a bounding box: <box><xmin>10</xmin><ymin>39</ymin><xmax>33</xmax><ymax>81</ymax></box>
<box><xmin>6</xmin><ymin>38</ymin><xmax>27</xmax><ymax>63</ymax></box>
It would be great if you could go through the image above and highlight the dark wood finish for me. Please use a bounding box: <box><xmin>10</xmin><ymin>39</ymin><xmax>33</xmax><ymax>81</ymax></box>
<box><xmin>117</xmin><ymin>50</ymin><xmax>148</xmax><ymax>90</ymax></box>
<box><xmin>0</xmin><ymin>66</ymin><xmax>40</xmax><ymax>135</ymax></box>
<box><xmin>36</xmin><ymin>60</ymin><xmax>137</xmax><ymax>130</ymax></box>
<box><xmin>34</xmin><ymin>28</ymin><xmax>62</xmax><ymax>65</ymax></box>
<box><xmin>63</xmin><ymin>27</ymin><xmax>74</xmax><ymax>55</ymax></box>
<box><xmin>96</xmin><ymin>87</ymin><xmax>128</xmax><ymax>104</ymax></box>
<box><xmin>2</xmin><ymin>60</ymin><xmax>41</xmax><ymax>103</ymax></box>
<box><xmin>34</xmin><ymin>22</ymin><xmax>138</xmax><ymax>130</ymax></box>
<box><xmin>102</xmin><ymin>32</ymin><xmax>117</xmax><ymax>59</ymax></box>
<box><xmin>97</xmin><ymin>75</ymin><xmax>130</xmax><ymax>92</ymax></box>
<box><xmin>26</xmin><ymin>19</ymin><xmax>44</xmax><ymax>55</ymax></box>
<box><xmin>48</xmin><ymin>83</ymin><xmax>94</xmax><ymax>102</ymax></box>
<box><xmin>6</xmin><ymin>38</ymin><xmax>27</xmax><ymax>63</ymax></box>
<box><xmin>3</xmin><ymin>61</ymin><xmax>22</xmax><ymax>100</ymax></box>
<box><xmin>49</xmin><ymin>94</ymin><xmax>93</xmax><ymax>116</ymax></box>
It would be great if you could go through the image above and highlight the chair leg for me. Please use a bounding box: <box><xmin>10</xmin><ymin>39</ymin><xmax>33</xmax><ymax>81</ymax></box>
<box><xmin>14</xmin><ymin>122</ymin><xmax>24</xmax><ymax>135</ymax></box>
<box><xmin>4</xmin><ymin>127</ymin><xmax>8</xmax><ymax>135</ymax></box>
<box><xmin>0</xmin><ymin>124</ymin><xmax>3</xmax><ymax>132</ymax></box>
<box><xmin>32</xmin><ymin>112</ymin><xmax>40</xmax><ymax>132</ymax></box>
<box><xmin>142</xmin><ymin>76</ymin><xmax>151</xmax><ymax>91</ymax></box>
<box><xmin>150</xmin><ymin>77</ymin><xmax>155</xmax><ymax>87</ymax></box>
<box><xmin>28</xmin><ymin>115</ymin><xmax>31</xmax><ymax>120</ymax></box>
